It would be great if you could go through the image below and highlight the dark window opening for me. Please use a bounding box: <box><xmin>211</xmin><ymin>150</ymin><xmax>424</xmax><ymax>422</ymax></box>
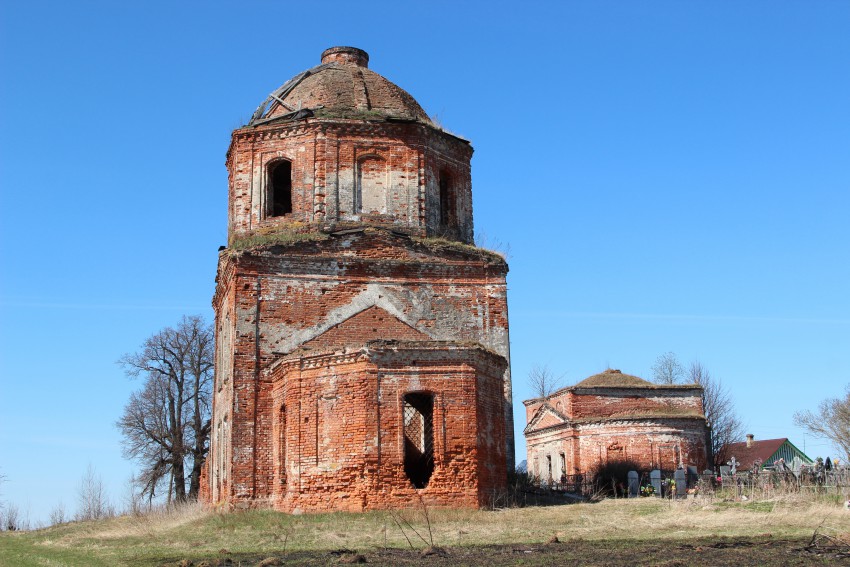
<box><xmin>403</xmin><ymin>393</ymin><xmax>434</xmax><ymax>488</ymax></box>
<box><xmin>269</xmin><ymin>161</ymin><xmax>292</xmax><ymax>217</ymax></box>
<box><xmin>438</xmin><ymin>172</ymin><xmax>451</xmax><ymax>227</ymax></box>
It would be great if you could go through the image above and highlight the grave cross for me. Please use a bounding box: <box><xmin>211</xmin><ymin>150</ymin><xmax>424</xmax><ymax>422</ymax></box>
<box><xmin>727</xmin><ymin>456</ymin><xmax>738</xmax><ymax>475</ymax></box>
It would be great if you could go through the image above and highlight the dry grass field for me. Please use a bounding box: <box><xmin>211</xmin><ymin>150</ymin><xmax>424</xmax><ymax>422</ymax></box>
<box><xmin>1</xmin><ymin>495</ymin><xmax>849</xmax><ymax>566</ymax></box>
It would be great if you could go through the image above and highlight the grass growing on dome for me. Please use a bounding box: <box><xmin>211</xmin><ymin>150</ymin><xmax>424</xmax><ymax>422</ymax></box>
<box><xmin>313</xmin><ymin>107</ymin><xmax>409</xmax><ymax>121</ymax></box>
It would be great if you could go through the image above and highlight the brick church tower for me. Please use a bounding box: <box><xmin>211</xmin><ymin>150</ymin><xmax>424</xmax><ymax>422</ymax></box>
<box><xmin>204</xmin><ymin>47</ymin><xmax>513</xmax><ymax>512</ymax></box>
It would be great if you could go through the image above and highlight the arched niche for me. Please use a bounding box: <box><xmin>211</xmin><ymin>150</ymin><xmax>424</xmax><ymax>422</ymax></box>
<box><xmin>357</xmin><ymin>155</ymin><xmax>387</xmax><ymax>215</ymax></box>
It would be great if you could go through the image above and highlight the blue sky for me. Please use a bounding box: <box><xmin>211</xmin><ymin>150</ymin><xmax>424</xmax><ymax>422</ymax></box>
<box><xmin>1</xmin><ymin>1</ymin><xmax>848</xmax><ymax>524</ymax></box>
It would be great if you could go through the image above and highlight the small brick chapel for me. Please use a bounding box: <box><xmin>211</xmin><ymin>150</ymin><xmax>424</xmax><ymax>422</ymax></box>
<box><xmin>201</xmin><ymin>47</ymin><xmax>513</xmax><ymax>512</ymax></box>
<box><xmin>524</xmin><ymin>369</ymin><xmax>709</xmax><ymax>481</ymax></box>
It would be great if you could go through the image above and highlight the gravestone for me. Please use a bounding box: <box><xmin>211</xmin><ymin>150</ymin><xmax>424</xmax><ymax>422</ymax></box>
<box><xmin>720</xmin><ymin>465</ymin><xmax>731</xmax><ymax>482</ymax></box>
<box><xmin>674</xmin><ymin>469</ymin><xmax>687</xmax><ymax>498</ymax></box>
<box><xmin>727</xmin><ymin>456</ymin><xmax>739</xmax><ymax>475</ymax></box>
<box><xmin>791</xmin><ymin>456</ymin><xmax>803</xmax><ymax>477</ymax></box>
<box><xmin>650</xmin><ymin>469</ymin><xmax>662</xmax><ymax>497</ymax></box>
<box><xmin>628</xmin><ymin>470</ymin><xmax>639</xmax><ymax>498</ymax></box>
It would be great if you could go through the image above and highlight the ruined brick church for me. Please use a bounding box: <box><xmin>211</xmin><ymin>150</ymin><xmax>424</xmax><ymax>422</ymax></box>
<box><xmin>202</xmin><ymin>47</ymin><xmax>512</xmax><ymax>512</ymax></box>
<box><xmin>524</xmin><ymin>369</ymin><xmax>709</xmax><ymax>481</ymax></box>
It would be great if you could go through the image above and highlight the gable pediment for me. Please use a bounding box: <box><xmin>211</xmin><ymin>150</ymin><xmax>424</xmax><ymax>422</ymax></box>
<box><xmin>267</xmin><ymin>283</ymin><xmax>431</xmax><ymax>355</ymax></box>
<box><xmin>524</xmin><ymin>403</ymin><xmax>569</xmax><ymax>434</ymax></box>
<box><xmin>298</xmin><ymin>305</ymin><xmax>430</xmax><ymax>353</ymax></box>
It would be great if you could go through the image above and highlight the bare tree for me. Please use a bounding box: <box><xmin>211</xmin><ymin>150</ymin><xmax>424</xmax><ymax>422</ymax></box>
<box><xmin>794</xmin><ymin>385</ymin><xmax>850</xmax><ymax>462</ymax></box>
<box><xmin>75</xmin><ymin>464</ymin><xmax>113</xmax><ymax>521</ymax></box>
<box><xmin>117</xmin><ymin>315</ymin><xmax>214</xmax><ymax>503</ymax></box>
<box><xmin>49</xmin><ymin>501</ymin><xmax>67</xmax><ymax>526</ymax></box>
<box><xmin>4</xmin><ymin>502</ymin><xmax>20</xmax><ymax>531</ymax></box>
<box><xmin>651</xmin><ymin>352</ymin><xmax>685</xmax><ymax>384</ymax></box>
<box><xmin>688</xmin><ymin>361</ymin><xmax>743</xmax><ymax>466</ymax></box>
<box><xmin>122</xmin><ymin>473</ymin><xmax>145</xmax><ymax>516</ymax></box>
<box><xmin>528</xmin><ymin>364</ymin><xmax>565</xmax><ymax>399</ymax></box>
<box><xmin>0</xmin><ymin>471</ymin><xmax>6</xmax><ymax>532</ymax></box>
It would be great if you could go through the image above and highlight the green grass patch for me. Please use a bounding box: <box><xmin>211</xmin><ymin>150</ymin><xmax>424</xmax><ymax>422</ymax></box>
<box><xmin>630</xmin><ymin>500</ymin><xmax>666</xmax><ymax>516</ymax></box>
<box><xmin>711</xmin><ymin>500</ymin><xmax>774</xmax><ymax>513</ymax></box>
<box><xmin>2</xmin><ymin>498</ymin><xmax>847</xmax><ymax>566</ymax></box>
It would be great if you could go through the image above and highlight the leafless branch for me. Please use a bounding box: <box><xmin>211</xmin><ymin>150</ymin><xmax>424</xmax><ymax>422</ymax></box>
<box><xmin>528</xmin><ymin>364</ymin><xmax>566</xmax><ymax>399</ymax></box>
<box><xmin>688</xmin><ymin>360</ymin><xmax>744</xmax><ymax>465</ymax></box>
<box><xmin>651</xmin><ymin>352</ymin><xmax>684</xmax><ymax>385</ymax></box>
<box><xmin>75</xmin><ymin>464</ymin><xmax>114</xmax><ymax>521</ymax></box>
<box><xmin>794</xmin><ymin>384</ymin><xmax>850</xmax><ymax>462</ymax></box>
<box><xmin>116</xmin><ymin>315</ymin><xmax>214</xmax><ymax>503</ymax></box>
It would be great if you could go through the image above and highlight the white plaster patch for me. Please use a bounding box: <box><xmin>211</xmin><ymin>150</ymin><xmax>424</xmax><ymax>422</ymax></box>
<box><xmin>274</xmin><ymin>283</ymin><xmax>433</xmax><ymax>354</ymax></box>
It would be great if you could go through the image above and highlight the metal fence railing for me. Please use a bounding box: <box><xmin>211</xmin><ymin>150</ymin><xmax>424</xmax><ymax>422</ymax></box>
<box><xmin>517</xmin><ymin>465</ymin><xmax>850</xmax><ymax>501</ymax></box>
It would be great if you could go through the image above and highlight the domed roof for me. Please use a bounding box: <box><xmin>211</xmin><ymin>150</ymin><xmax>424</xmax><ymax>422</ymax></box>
<box><xmin>573</xmin><ymin>369</ymin><xmax>654</xmax><ymax>388</ymax></box>
<box><xmin>248</xmin><ymin>47</ymin><xmax>432</xmax><ymax>127</ymax></box>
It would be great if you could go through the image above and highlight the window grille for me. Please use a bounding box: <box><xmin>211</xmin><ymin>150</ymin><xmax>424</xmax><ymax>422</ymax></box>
<box><xmin>402</xmin><ymin>393</ymin><xmax>434</xmax><ymax>488</ymax></box>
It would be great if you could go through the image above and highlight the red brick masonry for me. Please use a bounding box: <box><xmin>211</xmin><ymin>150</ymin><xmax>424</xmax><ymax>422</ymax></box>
<box><xmin>201</xmin><ymin>47</ymin><xmax>513</xmax><ymax>511</ymax></box>
<box><xmin>524</xmin><ymin>370</ymin><xmax>708</xmax><ymax>480</ymax></box>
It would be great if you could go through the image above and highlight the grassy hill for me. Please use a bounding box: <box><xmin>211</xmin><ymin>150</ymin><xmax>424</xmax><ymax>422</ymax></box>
<box><xmin>1</xmin><ymin>497</ymin><xmax>848</xmax><ymax>566</ymax></box>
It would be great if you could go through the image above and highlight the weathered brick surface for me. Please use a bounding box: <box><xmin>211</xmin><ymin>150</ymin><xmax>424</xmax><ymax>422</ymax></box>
<box><xmin>259</xmin><ymin>343</ymin><xmax>506</xmax><ymax>512</ymax></box>
<box><xmin>205</xmin><ymin>48</ymin><xmax>513</xmax><ymax>512</ymax></box>
<box><xmin>298</xmin><ymin>305</ymin><xmax>430</xmax><ymax>352</ymax></box>
<box><xmin>524</xmin><ymin>370</ymin><xmax>708</xmax><ymax>480</ymax></box>
<box><xmin>226</xmin><ymin>122</ymin><xmax>474</xmax><ymax>243</ymax></box>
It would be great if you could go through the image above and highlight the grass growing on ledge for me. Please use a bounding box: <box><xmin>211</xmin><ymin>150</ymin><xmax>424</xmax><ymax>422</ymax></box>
<box><xmin>227</xmin><ymin>229</ymin><xmax>328</xmax><ymax>254</ymax></box>
<box><xmin>414</xmin><ymin>237</ymin><xmax>507</xmax><ymax>264</ymax></box>
<box><xmin>225</xmin><ymin>227</ymin><xmax>507</xmax><ymax>263</ymax></box>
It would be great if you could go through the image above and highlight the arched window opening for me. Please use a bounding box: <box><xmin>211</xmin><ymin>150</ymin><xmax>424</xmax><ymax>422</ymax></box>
<box><xmin>278</xmin><ymin>404</ymin><xmax>287</xmax><ymax>486</ymax></box>
<box><xmin>438</xmin><ymin>171</ymin><xmax>452</xmax><ymax>227</ymax></box>
<box><xmin>269</xmin><ymin>160</ymin><xmax>292</xmax><ymax>217</ymax></box>
<box><xmin>402</xmin><ymin>392</ymin><xmax>434</xmax><ymax>488</ymax></box>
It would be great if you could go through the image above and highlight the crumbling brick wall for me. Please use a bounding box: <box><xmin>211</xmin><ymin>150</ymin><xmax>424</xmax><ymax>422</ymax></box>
<box><xmin>207</xmin><ymin>48</ymin><xmax>514</xmax><ymax>512</ymax></box>
<box><xmin>226</xmin><ymin>121</ymin><xmax>474</xmax><ymax>244</ymax></box>
<box><xmin>251</xmin><ymin>344</ymin><xmax>506</xmax><ymax>512</ymax></box>
<box><xmin>208</xmin><ymin>230</ymin><xmax>511</xmax><ymax>510</ymax></box>
<box><xmin>524</xmin><ymin>371</ymin><xmax>708</xmax><ymax>481</ymax></box>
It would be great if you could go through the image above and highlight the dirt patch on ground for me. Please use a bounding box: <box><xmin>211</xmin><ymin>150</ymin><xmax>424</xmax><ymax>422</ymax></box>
<box><xmin>159</xmin><ymin>536</ymin><xmax>849</xmax><ymax>566</ymax></box>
